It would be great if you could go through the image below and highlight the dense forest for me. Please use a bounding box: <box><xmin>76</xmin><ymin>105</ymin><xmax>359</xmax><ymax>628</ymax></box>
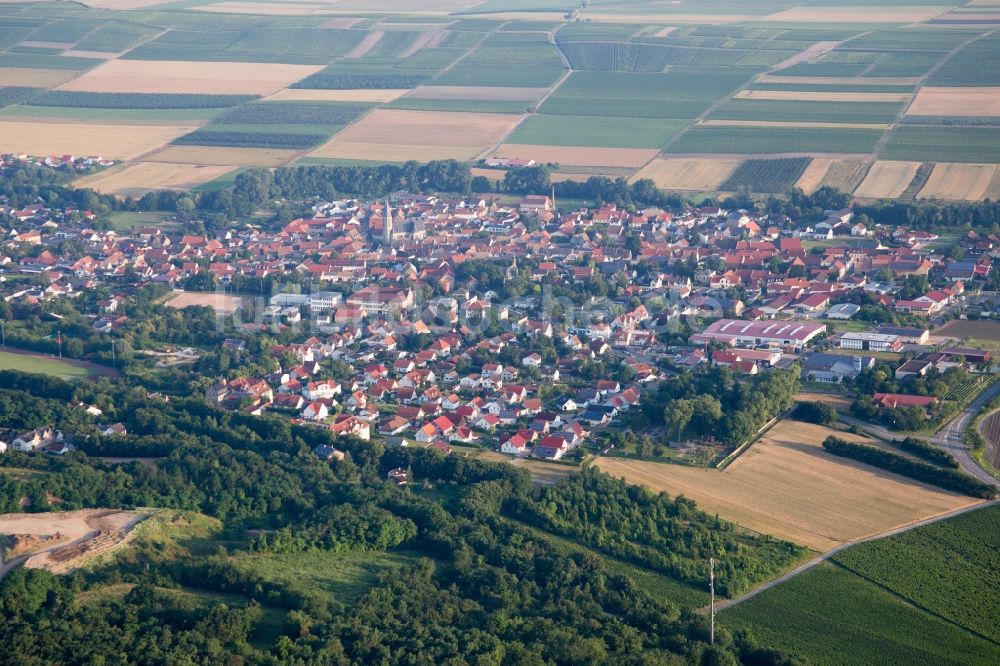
<box><xmin>0</xmin><ymin>370</ymin><xmax>807</xmax><ymax>664</ymax></box>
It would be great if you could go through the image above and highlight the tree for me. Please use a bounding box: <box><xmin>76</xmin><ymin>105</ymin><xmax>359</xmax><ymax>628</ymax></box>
<box><xmin>665</xmin><ymin>399</ymin><xmax>695</xmax><ymax>444</ymax></box>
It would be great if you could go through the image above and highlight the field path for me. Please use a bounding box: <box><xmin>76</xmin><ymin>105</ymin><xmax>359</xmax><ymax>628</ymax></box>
<box><xmin>475</xmin><ymin>21</ymin><xmax>572</xmax><ymax>161</ymax></box>
<box><xmin>713</xmin><ymin>499</ymin><xmax>996</xmax><ymax>612</ymax></box>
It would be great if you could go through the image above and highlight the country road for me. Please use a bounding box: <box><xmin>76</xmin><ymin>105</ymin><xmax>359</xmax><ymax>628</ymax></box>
<box><xmin>933</xmin><ymin>378</ymin><xmax>1000</xmax><ymax>488</ymax></box>
<box><xmin>712</xmin><ymin>499</ymin><xmax>997</xmax><ymax>612</ymax></box>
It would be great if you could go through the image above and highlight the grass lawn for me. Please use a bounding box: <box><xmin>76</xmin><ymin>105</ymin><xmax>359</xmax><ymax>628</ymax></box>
<box><xmin>0</xmin><ymin>349</ymin><xmax>94</xmax><ymax>379</ymax></box>
<box><xmin>231</xmin><ymin>549</ymin><xmax>421</xmax><ymax>605</ymax></box>
<box><xmin>820</xmin><ymin>318</ymin><xmax>870</xmax><ymax>333</ymax></box>
<box><xmin>102</xmin><ymin>211</ymin><xmax>175</xmax><ymax>231</ymax></box>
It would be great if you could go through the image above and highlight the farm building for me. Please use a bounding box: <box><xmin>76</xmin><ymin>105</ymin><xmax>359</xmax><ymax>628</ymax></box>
<box><xmin>690</xmin><ymin>319</ymin><xmax>826</xmax><ymax>350</ymax></box>
<box><xmin>838</xmin><ymin>332</ymin><xmax>902</xmax><ymax>353</ymax></box>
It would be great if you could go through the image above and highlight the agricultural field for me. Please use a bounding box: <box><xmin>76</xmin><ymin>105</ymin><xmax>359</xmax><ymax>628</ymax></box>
<box><xmin>724</xmin><ymin>561</ymin><xmax>1000</xmax><ymax>666</ymax></box>
<box><xmin>310</xmin><ymin>108</ymin><xmax>523</xmax><ymax>162</ymax></box>
<box><xmin>935</xmin><ymin>320</ymin><xmax>1000</xmax><ymax>350</ymax></box>
<box><xmin>1</xmin><ymin>1</ymin><xmax>999</xmax><ymax>200</ymax></box>
<box><xmin>506</xmin><ymin>115</ymin><xmax>687</xmax><ymax>149</ymax></box>
<box><xmin>664</xmin><ymin>125</ymin><xmax>885</xmax><ymax>155</ymax></box>
<box><xmin>594</xmin><ymin>419</ymin><xmax>980</xmax><ymax>551</ymax></box>
<box><xmin>73</xmin><ymin>162</ymin><xmax>237</xmax><ymax>196</ymax></box>
<box><xmin>631</xmin><ymin>157</ymin><xmax>743</xmax><ymax>191</ymax></box>
<box><xmin>0</xmin><ymin>120</ymin><xmax>196</xmax><ymax>160</ymax></box>
<box><xmin>853</xmin><ymin>161</ymin><xmax>922</xmax><ymax>199</ymax></box>
<box><xmin>718</xmin><ymin>157</ymin><xmax>811</xmax><ymax>193</ymax></box>
<box><xmin>917</xmin><ymin>163</ymin><xmax>1000</xmax><ymax>201</ymax></box>
<box><xmin>883</xmin><ymin>126</ymin><xmax>1000</xmax><ymax>164</ymax></box>
<box><xmin>491</xmin><ymin>144</ymin><xmax>658</xmax><ymax>169</ymax></box>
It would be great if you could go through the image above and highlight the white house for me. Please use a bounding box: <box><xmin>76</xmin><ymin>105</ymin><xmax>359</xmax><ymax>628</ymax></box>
<box><xmin>301</xmin><ymin>401</ymin><xmax>329</xmax><ymax>421</ymax></box>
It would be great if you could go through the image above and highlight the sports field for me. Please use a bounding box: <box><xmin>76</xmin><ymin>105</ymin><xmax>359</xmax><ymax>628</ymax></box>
<box><xmin>0</xmin><ymin>349</ymin><xmax>97</xmax><ymax>379</ymax></box>
<box><xmin>595</xmin><ymin>420</ymin><xmax>979</xmax><ymax>551</ymax></box>
<box><xmin>166</xmin><ymin>290</ymin><xmax>244</xmax><ymax>315</ymax></box>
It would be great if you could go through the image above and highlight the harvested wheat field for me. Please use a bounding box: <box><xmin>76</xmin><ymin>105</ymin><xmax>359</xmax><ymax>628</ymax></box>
<box><xmin>735</xmin><ymin>90</ymin><xmax>911</xmax><ymax>103</ymax></box>
<box><xmin>596</xmin><ymin>420</ymin><xmax>980</xmax><ymax>551</ymax></box>
<box><xmin>918</xmin><ymin>163</ymin><xmax>1000</xmax><ymax>200</ymax></box>
<box><xmin>493</xmin><ymin>144</ymin><xmax>657</xmax><ymax>168</ymax></box>
<box><xmin>167</xmin><ymin>290</ymin><xmax>243</xmax><ymax>315</ymax></box>
<box><xmin>764</xmin><ymin>7</ymin><xmax>951</xmax><ymax>23</ymax></box>
<box><xmin>346</xmin><ymin>31</ymin><xmax>384</xmax><ymax>58</ymax></box>
<box><xmin>75</xmin><ymin>162</ymin><xmax>236</xmax><ymax>196</ymax></box>
<box><xmin>794</xmin><ymin>158</ymin><xmax>835</xmax><ymax>194</ymax></box>
<box><xmin>794</xmin><ymin>391</ymin><xmax>853</xmax><ymax>411</ymax></box>
<box><xmin>853</xmin><ymin>160</ymin><xmax>922</xmax><ymax>199</ymax></box>
<box><xmin>0</xmin><ymin>121</ymin><xmax>195</xmax><ymax>160</ymax></box>
<box><xmin>144</xmin><ymin>145</ymin><xmax>298</xmax><ymax>167</ymax></box>
<box><xmin>0</xmin><ymin>67</ymin><xmax>82</xmax><ymax>88</ymax></box>
<box><xmin>407</xmin><ymin>86</ymin><xmax>549</xmax><ymax>101</ymax></box>
<box><xmin>311</xmin><ymin>109</ymin><xmax>523</xmax><ymax>161</ymax></box>
<box><xmin>62</xmin><ymin>50</ymin><xmax>121</xmax><ymax>59</ymax></box>
<box><xmin>632</xmin><ymin>157</ymin><xmax>742</xmax><ymax>190</ymax></box>
<box><xmin>61</xmin><ymin>60</ymin><xmax>323</xmax><ymax>96</ymax></box>
<box><xmin>907</xmin><ymin>87</ymin><xmax>1000</xmax><ymax>117</ymax></box>
<box><xmin>0</xmin><ymin>509</ymin><xmax>147</xmax><ymax>578</ymax></box>
<box><xmin>266</xmin><ymin>88</ymin><xmax>408</xmax><ymax>103</ymax></box>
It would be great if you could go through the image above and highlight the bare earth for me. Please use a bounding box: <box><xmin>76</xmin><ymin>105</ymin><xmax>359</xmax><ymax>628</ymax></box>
<box><xmin>265</xmin><ymin>88</ymin><xmax>409</xmax><ymax>103</ymax></box>
<box><xmin>494</xmin><ymin>144</ymin><xmax>658</xmax><ymax>168</ymax></box>
<box><xmin>143</xmin><ymin>145</ymin><xmax>299</xmax><ymax>167</ymax></box>
<box><xmin>853</xmin><ymin>160</ymin><xmax>922</xmax><ymax>199</ymax></box>
<box><xmin>60</xmin><ymin>59</ymin><xmax>323</xmax><ymax>96</ymax></box>
<box><xmin>763</xmin><ymin>7</ymin><xmax>952</xmax><ymax>23</ymax></box>
<box><xmin>62</xmin><ymin>50</ymin><xmax>122</xmax><ymax>59</ymax></box>
<box><xmin>632</xmin><ymin>157</ymin><xmax>743</xmax><ymax>190</ymax></box>
<box><xmin>167</xmin><ymin>290</ymin><xmax>243</xmax><ymax>315</ymax></box>
<box><xmin>735</xmin><ymin>89</ymin><xmax>911</xmax><ymax>103</ymax></box>
<box><xmin>0</xmin><ymin>67</ymin><xmax>82</xmax><ymax>87</ymax></box>
<box><xmin>312</xmin><ymin>109</ymin><xmax>523</xmax><ymax>161</ymax></box>
<box><xmin>917</xmin><ymin>163</ymin><xmax>1000</xmax><ymax>201</ymax></box>
<box><xmin>406</xmin><ymin>85</ymin><xmax>550</xmax><ymax>101</ymax></box>
<box><xmin>0</xmin><ymin>509</ymin><xmax>146</xmax><ymax>578</ymax></box>
<box><xmin>935</xmin><ymin>319</ymin><xmax>1000</xmax><ymax>342</ymax></box>
<box><xmin>0</xmin><ymin>121</ymin><xmax>195</xmax><ymax>160</ymax></box>
<box><xmin>907</xmin><ymin>87</ymin><xmax>1000</xmax><ymax>117</ymax></box>
<box><xmin>595</xmin><ymin>420</ymin><xmax>979</xmax><ymax>551</ymax></box>
<box><xmin>74</xmin><ymin>162</ymin><xmax>236</xmax><ymax>195</ymax></box>
<box><xmin>699</xmin><ymin>119</ymin><xmax>892</xmax><ymax>130</ymax></box>
<box><xmin>770</xmin><ymin>40</ymin><xmax>840</xmax><ymax>72</ymax></box>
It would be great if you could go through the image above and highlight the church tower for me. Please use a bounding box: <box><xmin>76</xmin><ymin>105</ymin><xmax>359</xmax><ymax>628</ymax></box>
<box><xmin>383</xmin><ymin>199</ymin><xmax>393</xmax><ymax>246</ymax></box>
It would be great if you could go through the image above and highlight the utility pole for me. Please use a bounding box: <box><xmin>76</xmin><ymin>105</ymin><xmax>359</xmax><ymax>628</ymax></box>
<box><xmin>57</xmin><ymin>330</ymin><xmax>62</xmax><ymax>358</ymax></box>
<box><xmin>709</xmin><ymin>557</ymin><xmax>716</xmax><ymax>646</ymax></box>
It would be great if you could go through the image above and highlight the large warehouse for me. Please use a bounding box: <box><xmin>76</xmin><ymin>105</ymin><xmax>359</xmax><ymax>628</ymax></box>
<box><xmin>690</xmin><ymin>319</ymin><xmax>826</xmax><ymax>350</ymax></box>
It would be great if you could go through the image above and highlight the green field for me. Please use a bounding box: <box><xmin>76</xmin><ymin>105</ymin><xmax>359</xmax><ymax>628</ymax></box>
<box><xmin>231</xmin><ymin>549</ymin><xmax>421</xmax><ymax>605</ymax></box>
<box><xmin>0</xmin><ymin>350</ymin><xmax>95</xmax><ymax>379</ymax></box>
<box><xmin>882</xmin><ymin>126</ymin><xmax>1000</xmax><ymax>163</ymax></box>
<box><xmin>719</xmin><ymin>157</ymin><xmax>811</xmax><ymax>193</ymax></box>
<box><xmin>724</xmin><ymin>504</ymin><xmax>1000</xmax><ymax>664</ymax></box>
<box><xmin>724</xmin><ymin>562</ymin><xmax>1000</xmax><ymax>666</ymax></box>
<box><xmin>709</xmin><ymin>99</ymin><xmax>904</xmax><ymax>124</ymax></box>
<box><xmin>507</xmin><ymin>114</ymin><xmax>687</xmax><ymax>148</ymax></box>
<box><xmin>103</xmin><ymin>211</ymin><xmax>176</xmax><ymax>230</ymax></box>
<box><xmin>386</xmin><ymin>97</ymin><xmax>531</xmax><ymax>113</ymax></box>
<box><xmin>665</xmin><ymin>125</ymin><xmax>885</xmax><ymax>154</ymax></box>
<box><xmin>541</xmin><ymin>68</ymin><xmax>754</xmax><ymax>119</ymax></box>
<box><xmin>832</xmin><ymin>505</ymin><xmax>1000</xmax><ymax>643</ymax></box>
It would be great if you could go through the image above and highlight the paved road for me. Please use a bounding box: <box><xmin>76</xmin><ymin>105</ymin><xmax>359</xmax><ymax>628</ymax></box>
<box><xmin>838</xmin><ymin>381</ymin><xmax>1000</xmax><ymax>489</ymax></box>
<box><xmin>712</xmin><ymin>500</ymin><xmax>997</xmax><ymax>612</ymax></box>
<box><xmin>932</xmin><ymin>379</ymin><xmax>1000</xmax><ymax>488</ymax></box>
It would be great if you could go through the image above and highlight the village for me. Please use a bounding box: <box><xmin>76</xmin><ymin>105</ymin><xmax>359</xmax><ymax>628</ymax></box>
<box><xmin>2</xmin><ymin>153</ymin><xmax>999</xmax><ymax>467</ymax></box>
